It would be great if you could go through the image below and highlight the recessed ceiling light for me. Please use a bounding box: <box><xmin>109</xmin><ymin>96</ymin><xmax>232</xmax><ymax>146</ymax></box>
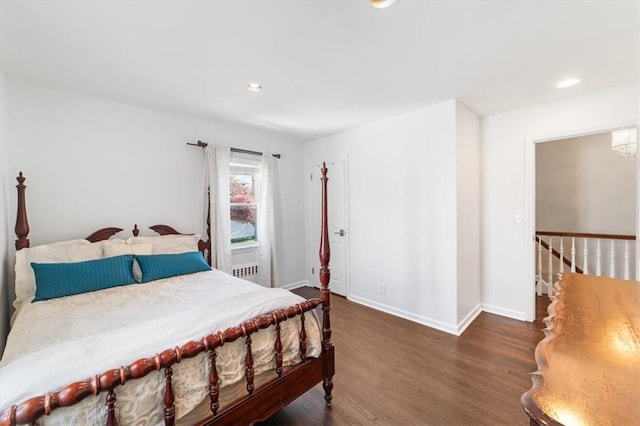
<box><xmin>556</xmin><ymin>78</ymin><xmax>581</xmax><ymax>88</ymax></box>
<box><xmin>370</xmin><ymin>0</ymin><xmax>397</xmax><ymax>9</ymax></box>
<box><xmin>246</xmin><ymin>82</ymin><xmax>263</xmax><ymax>93</ymax></box>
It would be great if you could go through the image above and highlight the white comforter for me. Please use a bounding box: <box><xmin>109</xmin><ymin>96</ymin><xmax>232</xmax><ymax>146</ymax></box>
<box><xmin>0</xmin><ymin>270</ymin><xmax>321</xmax><ymax>425</ymax></box>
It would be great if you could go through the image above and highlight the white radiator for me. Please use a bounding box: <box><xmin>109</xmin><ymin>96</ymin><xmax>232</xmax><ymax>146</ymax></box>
<box><xmin>232</xmin><ymin>262</ymin><xmax>259</xmax><ymax>283</ymax></box>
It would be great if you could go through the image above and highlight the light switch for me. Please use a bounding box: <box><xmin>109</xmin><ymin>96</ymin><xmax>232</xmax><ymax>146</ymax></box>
<box><xmin>514</xmin><ymin>212</ymin><xmax>523</xmax><ymax>224</ymax></box>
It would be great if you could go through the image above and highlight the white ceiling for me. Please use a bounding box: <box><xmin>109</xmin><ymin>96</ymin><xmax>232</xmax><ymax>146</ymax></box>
<box><xmin>1</xmin><ymin>1</ymin><xmax>638</xmax><ymax>141</ymax></box>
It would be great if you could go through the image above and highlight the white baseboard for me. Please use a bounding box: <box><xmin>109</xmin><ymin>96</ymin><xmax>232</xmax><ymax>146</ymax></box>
<box><xmin>284</xmin><ymin>285</ymin><xmax>526</xmax><ymax>333</ymax></box>
<box><xmin>279</xmin><ymin>280</ymin><xmax>310</xmax><ymax>291</ymax></box>
<box><xmin>457</xmin><ymin>303</ymin><xmax>483</xmax><ymax>335</ymax></box>
<box><xmin>348</xmin><ymin>295</ymin><xmax>460</xmax><ymax>335</ymax></box>
<box><xmin>347</xmin><ymin>298</ymin><xmax>522</xmax><ymax>336</ymax></box>
<box><xmin>480</xmin><ymin>303</ymin><xmax>527</xmax><ymax>321</ymax></box>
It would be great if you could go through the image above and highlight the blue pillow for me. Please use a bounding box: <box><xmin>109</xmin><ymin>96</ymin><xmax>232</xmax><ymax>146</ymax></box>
<box><xmin>135</xmin><ymin>252</ymin><xmax>211</xmax><ymax>283</ymax></box>
<box><xmin>32</xmin><ymin>255</ymin><xmax>136</xmax><ymax>302</ymax></box>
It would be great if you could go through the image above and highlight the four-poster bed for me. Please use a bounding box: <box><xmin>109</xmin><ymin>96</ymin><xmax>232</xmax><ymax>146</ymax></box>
<box><xmin>0</xmin><ymin>165</ymin><xmax>334</xmax><ymax>426</ymax></box>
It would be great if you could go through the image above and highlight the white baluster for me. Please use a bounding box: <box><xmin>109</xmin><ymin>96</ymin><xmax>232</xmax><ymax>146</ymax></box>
<box><xmin>582</xmin><ymin>237</ymin><xmax>589</xmax><ymax>275</ymax></box>
<box><xmin>558</xmin><ymin>238</ymin><xmax>564</xmax><ymax>274</ymax></box>
<box><xmin>624</xmin><ymin>241</ymin><xmax>630</xmax><ymax>280</ymax></box>
<box><xmin>609</xmin><ymin>240</ymin><xmax>615</xmax><ymax>278</ymax></box>
<box><xmin>595</xmin><ymin>239</ymin><xmax>602</xmax><ymax>276</ymax></box>
<box><xmin>570</xmin><ymin>237</ymin><xmax>576</xmax><ymax>273</ymax></box>
<box><xmin>547</xmin><ymin>237</ymin><xmax>553</xmax><ymax>295</ymax></box>
<box><xmin>537</xmin><ymin>237</ymin><xmax>543</xmax><ymax>296</ymax></box>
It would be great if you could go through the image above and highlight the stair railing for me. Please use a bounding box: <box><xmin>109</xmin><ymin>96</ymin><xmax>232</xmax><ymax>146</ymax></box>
<box><xmin>535</xmin><ymin>231</ymin><xmax>636</xmax><ymax>296</ymax></box>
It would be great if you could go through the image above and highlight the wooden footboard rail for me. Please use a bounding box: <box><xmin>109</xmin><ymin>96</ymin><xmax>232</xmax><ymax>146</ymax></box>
<box><xmin>0</xmin><ymin>298</ymin><xmax>324</xmax><ymax>426</ymax></box>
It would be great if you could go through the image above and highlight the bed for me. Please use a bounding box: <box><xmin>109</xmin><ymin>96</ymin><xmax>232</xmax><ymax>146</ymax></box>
<box><xmin>0</xmin><ymin>165</ymin><xmax>334</xmax><ymax>426</ymax></box>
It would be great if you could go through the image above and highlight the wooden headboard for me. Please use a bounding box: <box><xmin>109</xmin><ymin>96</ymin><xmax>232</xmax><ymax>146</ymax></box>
<box><xmin>14</xmin><ymin>172</ymin><xmax>212</xmax><ymax>264</ymax></box>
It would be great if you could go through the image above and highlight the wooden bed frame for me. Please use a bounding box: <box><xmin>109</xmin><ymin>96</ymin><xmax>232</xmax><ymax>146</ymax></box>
<box><xmin>1</xmin><ymin>166</ymin><xmax>334</xmax><ymax>426</ymax></box>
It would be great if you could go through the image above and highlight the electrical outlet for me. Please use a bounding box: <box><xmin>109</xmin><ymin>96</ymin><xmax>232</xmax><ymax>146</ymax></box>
<box><xmin>379</xmin><ymin>284</ymin><xmax>386</xmax><ymax>295</ymax></box>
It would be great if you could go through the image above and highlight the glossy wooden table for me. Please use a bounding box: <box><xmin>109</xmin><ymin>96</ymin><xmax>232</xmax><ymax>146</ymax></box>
<box><xmin>521</xmin><ymin>273</ymin><xmax>640</xmax><ymax>426</ymax></box>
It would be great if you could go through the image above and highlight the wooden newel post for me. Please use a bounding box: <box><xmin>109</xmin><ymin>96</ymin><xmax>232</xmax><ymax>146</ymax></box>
<box><xmin>319</xmin><ymin>162</ymin><xmax>334</xmax><ymax>406</ymax></box>
<box><xmin>15</xmin><ymin>172</ymin><xmax>30</xmax><ymax>250</ymax></box>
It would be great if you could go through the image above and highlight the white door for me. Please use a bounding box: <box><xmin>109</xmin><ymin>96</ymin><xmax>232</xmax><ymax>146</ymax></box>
<box><xmin>310</xmin><ymin>160</ymin><xmax>347</xmax><ymax>296</ymax></box>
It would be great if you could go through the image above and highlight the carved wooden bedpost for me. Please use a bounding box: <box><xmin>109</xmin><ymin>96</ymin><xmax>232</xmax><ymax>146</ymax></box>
<box><xmin>319</xmin><ymin>162</ymin><xmax>334</xmax><ymax>406</ymax></box>
<box><xmin>195</xmin><ymin>187</ymin><xmax>212</xmax><ymax>265</ymax></box>
<box><xmin>15</xmin><ymin>172</ymin><xmax>30</xmax><ymax>250</ymax></box>
<box><xmin>206</xmin><ymin>187</ymin><xmax>212</xmax><ymax>265</ymax></box>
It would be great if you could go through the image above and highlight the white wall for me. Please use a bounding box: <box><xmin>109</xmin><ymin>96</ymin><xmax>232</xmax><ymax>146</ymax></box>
<box><xmin>482</xmin><ymin>82</ymin><xmax>638</xmax><ymax>321</ymax></box>
<box><xmin>305</xmin><ymin>99</ymin><xmax>479</xmax><ymax>333</ymax></box>
<box><xmin>536</xmin><ymin>132</ymin><xmax>636</xmax><ymax>234</ymax></box>
<box><xmin>0</xmin><ymin>73</ymin><xmax>9</xmax><ymax>353</ymax></box>
<box><xmin>2</xmin><ymin>79</ymin><xmax>307</xmax><ymax>316</ymax></box>
<box><xmin>455</xmin><ymin>101</ymin><xmax>481</xmax><ymax>325</ymax></box>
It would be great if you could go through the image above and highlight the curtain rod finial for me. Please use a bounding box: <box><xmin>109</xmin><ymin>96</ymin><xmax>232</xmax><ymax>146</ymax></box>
<box><xmin>187</xmin><ymin>141</ymin><xmax>208</xmax><ymax>148</ymax></box>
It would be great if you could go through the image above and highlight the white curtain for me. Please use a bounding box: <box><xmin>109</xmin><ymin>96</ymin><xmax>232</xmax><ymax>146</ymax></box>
<box><xmin>257</xmin><ymin>154</ymin><xmax>279</xmax><ymax>288</ymax></box>
<box><xmin>203</xmin><ymin>145</ymin><xmax>232</xmax><ymax>273</ymax></box>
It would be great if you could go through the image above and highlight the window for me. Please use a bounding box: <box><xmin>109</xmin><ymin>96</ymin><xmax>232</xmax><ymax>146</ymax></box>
<box><xmin>230</xmin><ymin>155</ymin><xmax>260</xmax><ymax>245</ymax></box>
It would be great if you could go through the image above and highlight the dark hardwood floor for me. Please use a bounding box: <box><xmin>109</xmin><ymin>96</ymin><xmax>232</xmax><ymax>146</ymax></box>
<box><xmin>259</xmin><ymin>288</ymin><xmax>550</xmax><ymax>426</ymax></box>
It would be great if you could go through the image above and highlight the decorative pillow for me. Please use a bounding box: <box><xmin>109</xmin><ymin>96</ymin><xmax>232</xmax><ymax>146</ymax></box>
<box><xmin>127</xmin><ymin>234</ymin><xmax>201</xmax><ymax>255</ymax></box>
<box><xmin>103</xmin><ymin>241</ymin><xmax>153</xmax><ymax>282</ymax></box>
<box><xmin>135</xmin><ymin>252</ymin><xmax>210</xmax><ymax>283</ymax></box>
<box><xmin>32</xmin><ymin>255</ymin><xmax>136</xmax><ymax>302</ymax></box>
<box><xmin>14</xmin><ymin>239</ymin><xmax>104</xmax><ymax>310</ymax></box>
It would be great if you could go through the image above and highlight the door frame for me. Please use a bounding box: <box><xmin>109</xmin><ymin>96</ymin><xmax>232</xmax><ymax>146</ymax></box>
<box><xmin>307</xmin><ymin>159</ymin><xmax>350</xmax><ymax>298</ymax></box>
<box><xmin>524</xmin><ymin>119</ymin><xmax>638</xmax><ymax>321</ymax></box>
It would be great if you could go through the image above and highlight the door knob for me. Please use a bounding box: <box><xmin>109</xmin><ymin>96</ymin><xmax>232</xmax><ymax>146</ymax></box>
<box><xmin>334</xmin><ymin>229</ymin><xmax>345</xmax><ymax>237</ymax></box>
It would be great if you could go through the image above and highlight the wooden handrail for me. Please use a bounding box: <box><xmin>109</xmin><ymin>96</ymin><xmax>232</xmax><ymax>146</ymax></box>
<box><xmin>536</xmin><ymin>231</ymin><xmax>635</xmax><ymax>241</ymax></box>
<box><xmin>535</xmin><ymin>236</ymin><xmax>583</xmax><ymax>274</ymax></box>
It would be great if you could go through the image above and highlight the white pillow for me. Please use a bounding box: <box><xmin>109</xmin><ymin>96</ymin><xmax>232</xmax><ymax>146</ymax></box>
<box><xmin>103</xmin><ymin>241</ymin><xmax>153</xmax><ymax>257</ymax></box>
<box><xmin>93</xmin><ymin>238</ymin><xmax>126</xmax><ymax>251</ymax></box>
<box><xmin>103</xmin><ymin>241</ymin><xmax>153</xmax><ymax>282</ymax></box>
<box><xmin>126</xmin><ymin>234</ymin><xmax>200</xmax><ymax>254</ymax></box>
<box><xmin>14</xmin><ymin>239</ymin><xmax>103</xmax><ymax>310</ymax></box>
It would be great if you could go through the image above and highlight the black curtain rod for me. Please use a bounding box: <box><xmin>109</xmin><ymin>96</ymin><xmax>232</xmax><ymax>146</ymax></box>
<box><xmin>187</xmin><ymin>140</ymin><xmax>281</xmax><ymax>159</ymax></box>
